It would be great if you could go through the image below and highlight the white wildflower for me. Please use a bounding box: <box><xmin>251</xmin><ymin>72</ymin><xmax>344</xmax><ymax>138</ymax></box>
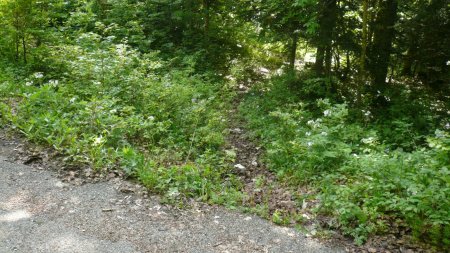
<box><xmin>307</xmin><ymin>141</ymin><xmax>313</xmax><ymax>147</ymax></box>
<box><xmin>48</xmin><ymin>80</ymin><xmax>59</xmax><ymax>87</ymax></box>
<box><xmin>25</xmin><ymin>81</ymin><xmax>33</xmax><ymax>86</ymax></box>
<box><xmin>93</xmin><ymin>136</ymin><xmax>103</xmax><ymax>146</ymax></box>
<box><xmin>305</xmin><ymin>131</ymin><xmax>311</xmax><ymax>136</ymax></box>
<box><xmin>323</xmin><ymin>109</ymin><xmax>331</xmax><ymax>117</ymax></box>
<box><xmin>148</xmin><ymin>116</ymin><xmax>155</xmax><ymax>121</ymax></box>
<box><xmin>307</xmin><ymin>119</ymin><xmax>321</xmax><ymax>129</ymax></box>
<box><xmin>321</xmin><ymin>131</ymin><xmax>328</xmax><ymax>136</ymax></box>
<box><xmin>69</xmin><ymin>97</ymin><xmax>76</xmax><ymax>103</ymax></box>
<box><xmin>362</xmin><ymin>137</ymin><xmax>375</xmax><ymax>144</ymax></box>
<box><xmin>33</xmin><ymin>72</ymin><xmax>44</xmax><ymax>79</ymax></box>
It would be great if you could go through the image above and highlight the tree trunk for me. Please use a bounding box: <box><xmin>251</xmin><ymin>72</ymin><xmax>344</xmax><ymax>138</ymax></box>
<box><xmin>360</xmin><ymin>0</ymin><xmax>369</xmax><ymax>75</ymax></box>
<box><xmin>334</xmin><ymin>48</ymin><xmax>340</xmax><ymax>73</ymax></box>
<box><xmin>203</xmin><ymin>0</ymin><xmax>210</xmax><ymax>35</ymax></box>
<box><xmin>13</xmin><ymin>11</ymin><xmax>20</xmax><ymax>63</ymax></box>
<box><xmin>368</xmin><ymin>0</ymin><xmax>398</xmax><ymax>96</ymax></box>
<box><xmin>342</xmin><ymin>50</ymin><xmax>351</xmax><ymax>80</ymax></box>
<box><xmin>324</xmin><ymin>46</ymin><xmax>332</xmax><ymax>75</ymax></box>
<box><xmin>314</xmin><ymin>46</ymin><xmax>325</xmax><ymax>74</ymax></box>
<box><xmin>22</xmin><ymin>35</ymin><xmax>26</xmax><ymax>64</ymax></box>
<box><xmin>289</xmin><ymin>33</ymin><xmax>298</xmax><ymax>71</ymax></box>
<box><xmin>314</xmin><ymin>0</ymin><xmax>337</xmax><ymax>75</ymax></box>
<box><xmin>15</xmin><ymin>33</ymin><xmax>19</xmax><ymax>62</ymax></box>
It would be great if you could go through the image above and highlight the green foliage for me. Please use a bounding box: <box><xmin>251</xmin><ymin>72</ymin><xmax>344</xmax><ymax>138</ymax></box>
<box><xmin>1</xmin><ymin>32</ymin><xmax>240</xmax><ymax>204</ymax></box>
<box><xmin>272</xmin><ymin>209</ymin><xmax>291</xmax><ymax>225</ymax></box>
<box><xmin>1</xmin><ymin>0</ymin><xmax>449</xmax><ymax>250</ymax></box>
<box><xmin>241</xmin><ymin>74</ymin><xmax>450</xmax><ymax>247</ymax></box>
<box><xmin>0</xmin><ymin>102</ymin><xmax>11</xmax><ymax>125</ymax></box>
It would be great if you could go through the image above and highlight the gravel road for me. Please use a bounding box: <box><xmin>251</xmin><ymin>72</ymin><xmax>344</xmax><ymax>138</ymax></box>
<box><xmin>0</xmin><ymin>136</ymin><xmax>343</xmax><ymax>253</ymax></box>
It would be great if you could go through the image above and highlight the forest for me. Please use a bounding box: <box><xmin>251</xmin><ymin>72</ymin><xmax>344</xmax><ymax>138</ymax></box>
<box><xmin>0</xmin><ymin>0</ymin><xmax>449</xmax><ymax>251</ymax></box>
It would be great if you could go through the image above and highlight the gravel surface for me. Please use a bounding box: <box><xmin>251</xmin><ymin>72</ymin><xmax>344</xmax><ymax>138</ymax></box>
<box><xmin>0</xmin><ymin>134</ymin><xmax>343</xmax><ymax>253</ymax></box>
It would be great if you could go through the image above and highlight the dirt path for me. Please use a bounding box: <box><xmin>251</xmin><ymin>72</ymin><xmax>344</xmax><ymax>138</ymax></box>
<box><xmin>0</xmin><ymin>131</ymin><xmax>343</xmax><ymax>253</ymax></box>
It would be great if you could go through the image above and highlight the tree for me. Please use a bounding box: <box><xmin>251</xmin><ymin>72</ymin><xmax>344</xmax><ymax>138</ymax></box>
<box><xmin>399</xmin><ymin>0</ymin><xmax>450</xmax><ymax>92</ymax></box>
<box><xmin>0</xmin><ymin>0</ymin><xmax>33</xmax><ymax>64</ymax></box>
<box><xmin>313</xmin><ymin>0</ymin><xmax>338</xmax><ymax>75</ymax></box>
<box><xmin>367</xmin><ymin>0</ymin><xmax>398</xmax><ymax>101</ymax></box>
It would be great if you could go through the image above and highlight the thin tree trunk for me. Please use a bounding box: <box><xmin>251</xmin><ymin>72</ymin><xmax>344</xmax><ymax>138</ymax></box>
<box><xmin>360</xmin><ymin>0</ymin><xmax>369</xmax><ymax>76</ymax></box>
<box><xmin>289</xmin><ymin>33</ymin><xmax>298</xmax><ymax>71</ymax></box>
<box><xmin>334</xmin><ymin>48</ymin><xmax>340</xmax><ymax>73</ymax></box>
<box><xmin>203</xmin><ymin>0</ymin><xmax>210</xmax><ymax>35</ymax></box>
<box><xmin>314</xmin><ymin>46</ymin><xmax>325</xmax><ymax>74</ymax></box>
<box><xmin>343</xmin><ymin>51</ymin><xmax>351</xmax><ymax>80</ymax></box>
<box><xmin>15</xmin><ymin>33</ymin><xmax>19</xmax><ymax>62</ymax></box>
<box><xmin>22</xmin><ymin>35</ymin><xmax>26</xmax><ymax>64</ymax></box>
<box><xmin>14</xmin><ymin>11</ymin><xmax>19</xmax><ymax>63</ymax></box>
<box><xmin>325</xmin><ymin>46</ymin><xmax>332</xmax><ymax>75</ymax></box>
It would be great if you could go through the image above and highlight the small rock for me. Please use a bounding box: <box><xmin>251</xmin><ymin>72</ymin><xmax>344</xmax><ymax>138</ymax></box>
<box><xmin>120</xmin><ymin>188</ymin><xmax>135</xmax><ymax>193</ymax></box>
<box><xmin>302</xmin><ymin>200</ymin><xmax>308</xmax><ymax>209</ymax></box>
<box><xmin>368</xmin><ymin>247</ymin><xmax>377</xmax><ymax>253</ymax></box>
<box><xmin>232</xmin><ymin>128</ymin><xmax>243</xmax><ymax>133</ymax></box>
<box><xmin>259</xmin><ymin>67</ymin><xmax>270</xmax><ymax>74</ymax></box>
<box><xmin>244</xmin><ymin>216</ymin><xmax>252</xmax><ymax>221</ymax></box>
<box><xmin>234</xmin><ymin>164</ymin><xmax>246</xmax><ymax>171</ymax></box>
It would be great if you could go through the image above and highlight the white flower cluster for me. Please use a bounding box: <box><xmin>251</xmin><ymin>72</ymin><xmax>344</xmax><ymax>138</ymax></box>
<box><xmin>307</xmin><ymin>118</ymin><xmax>322</xmax><ymax>129</ymax></box>
<box><xmin>93</xmin><ymin>136</ymin><xmax>104</xmax><ymax>146</ymax></box>
<box><xmin>48</xmin><ymin>80</ymin><xmax>59</xmax><ymax>87</ymax></box>
<box><xmin>361</xmin><ymin>137</ymin><xmax>376</xmax><ymax>144</ymax></box>
<box><xmin>33</xmin><ymin>72</ymin><xmax>44</xmax><ymax>79</ymax></box>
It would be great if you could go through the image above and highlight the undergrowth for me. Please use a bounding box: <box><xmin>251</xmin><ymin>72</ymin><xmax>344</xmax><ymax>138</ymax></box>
<box><xmin>240</xmin><ymin>74</ymin><xmax>450</xmax><ymax>248</ymax></box>
<box><xmin>0</xmin><ymin>34</ymin><xmax>243</xmax><ymax>206</ymax></box>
